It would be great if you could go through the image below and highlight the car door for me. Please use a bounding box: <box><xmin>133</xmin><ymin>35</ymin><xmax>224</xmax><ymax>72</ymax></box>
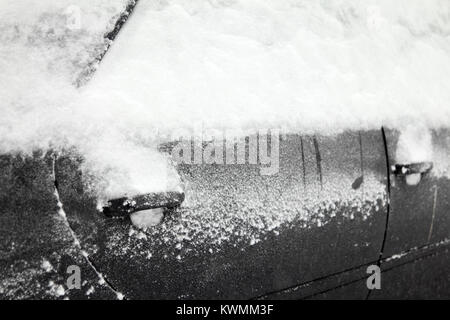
<box><xmin>53</xmin><ymin>129</ymin><xmax>388</xmax><ymax>299</ymax></box>
<box><xmin>368</xmin><ymin>129</ymin><xmax>450</xmax><ymax>299</ymax></box>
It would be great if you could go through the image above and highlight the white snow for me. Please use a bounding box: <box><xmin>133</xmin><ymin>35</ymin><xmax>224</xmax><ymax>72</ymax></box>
<box><xmin>40</xmin><ymin>259</ymin><xmax>53</xmax><ymax>273</ymax></box>
<box><xmin>83</xmin><ymin>0</ymin><xmax>450</xmax><ymax>133</ymax></box>
<box><xmin>47</xmin><ymin>281</ymin><xmax>65</xmax><ymax>297</ymax></box>
<box><xmin>405</xmin><ymin>173</ymin><xmax>422</xmax><ymax>186</ymax></box>
<box><xmin>0</xmin><ymin>0</ymin><xmax>180</xmax><ymax>200</ymax></box>
<box><xmin>395</xmin><ymin>124</ymin><xmax>433</xmax><ymax>164</ymax></box>
<box><xmin>86</xmin><ymin>286</ymin><xmax>95</xmax><ymax>296</ymax></box>
<box><xmin>130</xmin><ymin>208</ymin><xmax>165</xmax><ymax>229</ymax></box>
<box><xmin>1</xmin><ymin>0</ymin><xmax>450</xmax><ymax>199</ymax></box>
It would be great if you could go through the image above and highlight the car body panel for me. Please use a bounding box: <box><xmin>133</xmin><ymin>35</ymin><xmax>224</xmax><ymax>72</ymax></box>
<box><xmin>0</xmin><ymin>154</ymin><xmax>115</xmax><ymax>299</ymax></box>
<box><xmin>1</xmin><ymin>130</ymin><xmax>449</xmax><ymax>299</ymax></box>
<box><xmin>54</xmin><ymin>130</ymin><xmax>387</xmax><ymax>299</ymax></box>
<box><xmin>383</xmin><ymin>129</ymin><xmax>450</xmax><ymax>257</ymax></box>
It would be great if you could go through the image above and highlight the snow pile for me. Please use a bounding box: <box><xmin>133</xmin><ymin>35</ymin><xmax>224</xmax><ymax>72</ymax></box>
<box><xmin>395</xmin><ymin>124</ymin><xmax>433</xmax><ymax>164</ymax></box>
<box><xmin>1</xmin><ymin>0</ymin><xmax>450</xmax><ymax>200</ymax></box>
<box><xmin>83</xmin><ymin>0</ymin><xmax>450</xmax><ymax>134</ymax></box>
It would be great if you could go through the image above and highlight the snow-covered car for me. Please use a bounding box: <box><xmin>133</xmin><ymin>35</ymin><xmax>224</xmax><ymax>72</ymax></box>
<box><xmin>1</xmin><ymin>0</ymin><xmax>449</xmax><ymax>300</ymax></box>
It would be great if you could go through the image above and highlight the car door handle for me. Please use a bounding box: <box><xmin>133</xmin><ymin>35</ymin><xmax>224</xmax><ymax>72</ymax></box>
<box><xmin>391</xmin><ymin>162</ymin><xmax>433</xmax><ymax>186</ymax></box>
